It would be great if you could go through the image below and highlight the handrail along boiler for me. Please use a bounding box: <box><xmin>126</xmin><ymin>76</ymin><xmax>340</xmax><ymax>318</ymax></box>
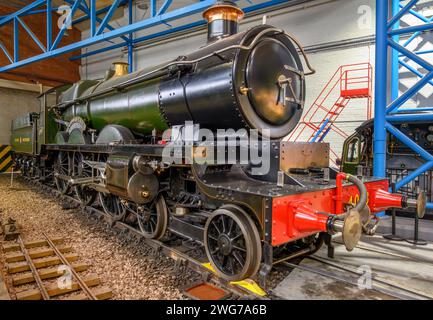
<box><xmin>10</xmin><ymin>1</ymin><xmax>423</xmax><ymax>285</ymax></box>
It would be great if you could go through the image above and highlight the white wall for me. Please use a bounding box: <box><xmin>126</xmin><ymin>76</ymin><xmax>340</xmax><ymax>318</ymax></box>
<box><xmin>82</xmin><ymin>0</ymin><xmax>376</xmax><ymax>77</ymax></box>
<box><xmin>79</xmin><ymin>0</ymin><xmax>433</xmax><ymax>158</ymax></box>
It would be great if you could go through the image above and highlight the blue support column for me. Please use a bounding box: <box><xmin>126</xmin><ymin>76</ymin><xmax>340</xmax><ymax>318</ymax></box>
<box><xmin>13</xmin><ymin>18</ymin><xmax>19</xmax><ymax>62</ymax></box>
<box><xmin>150</xmin><ymin>0</ymin><xmax>157</xmax><ymax>17</ymax></box>
<box><xmin>373</xmin><ymin>0</ymin><xmax>388</xmax><ymax>177</ymax></box>
<box><xmin>46</xmin><ymin>0</ymin><xmax>52</xmax><ymax>49</ymax></box>
<box><xmin>128</xmin><ymin>0</ymin><xmax>134</xmax><ymax>73</ymax></box>
<box><xmin>375</xmin><ymin>0</ymin><xmax>433</xmax><ymax>209</ymax></box>
<box><xmin>391</xmin><ymin>0</ymin><xmax>400</xmax><ymax>102</ymax></box>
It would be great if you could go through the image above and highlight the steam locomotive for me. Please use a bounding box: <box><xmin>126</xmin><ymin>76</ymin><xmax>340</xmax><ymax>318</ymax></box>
<box><xmin>10</xmin><ymin>1</ymin><xmax>422</xmax><ymax>284</ymax></box>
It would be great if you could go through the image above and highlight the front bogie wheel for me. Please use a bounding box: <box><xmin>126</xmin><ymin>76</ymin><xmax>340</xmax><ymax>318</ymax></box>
<box><xmin>204</xmin><ymin>205</ymin><xmax>262</xmax><ymax>282</ymax></box>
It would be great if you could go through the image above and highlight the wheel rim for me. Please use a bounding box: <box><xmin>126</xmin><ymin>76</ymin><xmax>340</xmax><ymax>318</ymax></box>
<box><xmin>99</xmin><ymin>192</ymin><xmax>126</xmax><ymax>220</ymax></box>
<box><xmin>133</xmin><ymin>195</ymin><xmax>168</xmax><ymax>239</ymax></box>
<box><xmin>54</xmin><ymin>151</ymin><xmax>70</xmax><ymax>194</ymax></box>
<box><xmin>204</xmin><ymin>206</ymin><xmax>262</xmax><ymax>281</ymax></box>
<box><xmin>72</xmin><ymin>152</ymin><xmax>97</xmax><ymax>206</ymax></box>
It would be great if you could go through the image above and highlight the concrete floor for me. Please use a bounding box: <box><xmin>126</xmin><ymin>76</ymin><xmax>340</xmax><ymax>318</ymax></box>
<box><xmin>378</xmin><ymin>215</ymin><xmax>433</xmax><ymax>242</ymax></box>
<box><xmin>273</xmin><ymin>234</ymin><xmax>433</xmax><ymax>300</ymax></box>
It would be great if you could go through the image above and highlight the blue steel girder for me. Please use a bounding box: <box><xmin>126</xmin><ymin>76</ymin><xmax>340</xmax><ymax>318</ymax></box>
<box><xmin>63</xmin><ymin>0</ymin><xmax>130</xmax><ymax>42</ymax></box>
<box><xmin>16</xmin><ymin>16</ymin><xmax>47</xmax><ymax>52</ymax></box>
<box><xmin>96</xmin><ymin>0</ymin><xmax>123</xmax><ymax>35</ymax></box>
<box><xmin>0</xmin><ymin>0</ymin><xmax>294</xmax><ymax>71</ymax></box>
<box><xmin>0</xmin><ymin>40</ymin><xmax>13</xmax><ymax>63</ymax></box>
<box><xmin>0</xmin><ymin>0</ymin><xmax>218</xmax><ymax>72</ymax></box>
<box><xmin>51</xmin><ymin>0</ymin><xmax>81</xmax><ymax>50</ymax></box>
<box><xmin>71</xmin><ymin>0</ymin><xmax>292</xmax><ymax>61</ymax></box>
<box><xmin>72</xmin><ymin>0</ymin><xmax>128</xmax><ymax>25</ymax></box>
<box><xmin>375</xmin><ymin>0</ymin><xmax>433</xmax><ymax>207</ymax></box>
<box><xmin>158</xmin><ymin>0</ymin><xmax>173</xmax><ymax>16</ymax></box>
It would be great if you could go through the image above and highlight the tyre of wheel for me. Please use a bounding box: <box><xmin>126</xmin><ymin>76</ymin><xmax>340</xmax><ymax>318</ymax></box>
<box><xmin>204</xmin><ymin>205</ymin><xmax>262</xmax><ymax>282</ymax></box>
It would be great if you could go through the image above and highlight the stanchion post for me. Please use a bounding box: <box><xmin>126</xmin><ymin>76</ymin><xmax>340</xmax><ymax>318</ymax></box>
<box><xmin>405</xmin><ymin>187</ymin><xmax>428</xmax><ymax>245</ymax></box>
<box><xmin>383</xmin><ymin>182</ymin><xmax>404</xmax><ymax>241</ymax></box>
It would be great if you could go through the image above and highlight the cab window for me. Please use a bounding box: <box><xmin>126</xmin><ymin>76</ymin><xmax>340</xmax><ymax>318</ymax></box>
<box><xmin>346</xmin><ymin>136</ymin><xmax>360</xmax><ymax>163</ymax></box>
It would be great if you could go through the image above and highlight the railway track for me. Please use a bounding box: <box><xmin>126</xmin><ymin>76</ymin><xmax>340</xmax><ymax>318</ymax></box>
<box><xmin>276</xmin><ymin>253</ymin><xmax>432</xmax><ymax>300</ymax></box>
<box><xmin>20</xmin><ymin>177</ymin><xmax>266</xmax><ymax>300</ymax></box>
<box><xmin>2</xmin><ymin>234</ymin><xmax>112</xmax><ymax>300</ymax></box>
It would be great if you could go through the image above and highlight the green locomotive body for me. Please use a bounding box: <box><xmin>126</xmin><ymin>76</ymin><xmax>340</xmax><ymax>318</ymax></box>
<box><xmin>11</xmin><ymin>113</ymin><xmax>34</xmax><ymax>155</ymax></box>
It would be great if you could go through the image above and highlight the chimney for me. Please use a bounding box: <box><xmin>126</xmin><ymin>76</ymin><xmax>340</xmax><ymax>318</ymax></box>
<box><xmin>203</xmin><ymin>1</ymin><xmax>244</xmax><ymax>43</ymax></box>
<box><xmin>112</xmin><ymin>61</ymin><xmax>129</xmax><ymax>77</ymax></box>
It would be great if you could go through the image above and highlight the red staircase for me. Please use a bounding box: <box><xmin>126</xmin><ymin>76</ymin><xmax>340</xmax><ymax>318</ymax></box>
<box><xmin>289</xmin><ymin>63</ymin><xmax>373</xmax><ymax>162</ymax></box>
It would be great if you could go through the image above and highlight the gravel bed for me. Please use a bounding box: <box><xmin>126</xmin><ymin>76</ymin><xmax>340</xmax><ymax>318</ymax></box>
<box><xmin>0</xmin><ymin>175</ymin><xmax>200</xmax><ymax>300</ymax></box>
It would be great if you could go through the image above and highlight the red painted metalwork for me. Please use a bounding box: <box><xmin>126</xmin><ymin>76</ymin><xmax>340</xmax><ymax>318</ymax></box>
<box><xmin>369</xmin><ymin>188</ymin><xmax>404</xmax><ymax>212</ymax></box>
<box><xmin>292</xmin><ymin>202</ymin><xmax>328</xmax><ymax>234</ymax></box>
<box><xmin>335</xmin><ymin>172</ymin><xmax>345</xmax><ymax>214</ymax></box>
<box><xmin>270</xmin><ymin>178</ymin><xmax>403</xmax><ymax>246</ymax></box>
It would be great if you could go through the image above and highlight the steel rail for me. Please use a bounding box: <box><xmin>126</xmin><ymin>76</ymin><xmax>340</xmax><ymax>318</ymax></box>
<box><xmin>306</xmin><ymin>255</ymin><xmax>433</xmax><ymax>300</ymax></box>
<box><xmin>17</xmin><ymin>236</ymin><xmax>50</xmax><ymax>300</ymax></box>
<box><xmin>332</xmin><ymin>239</ymin><xmax>433</xmax><ymax>264</ymax></box>
<box><xmin>281</xmin><ymin>260</ymin><xmax>424</xmax><ymax>300</ymax></box>
<box><xmin>42</xmin><ymin>232</ymin><xmax>97</xmax><ymax>300</ymax></box>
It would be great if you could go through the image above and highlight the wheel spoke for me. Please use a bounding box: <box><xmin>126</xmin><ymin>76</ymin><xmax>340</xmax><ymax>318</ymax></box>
<box><xmin>115</xmin><ymin>199</ymin><xmax>121</xmax><ymax>214</ymax></box>
<box><xmin>228</xmin><ymin>256</ymin><xmax>235</xmax><ymax>273</ymax></box>
<box><xmin>208</xmin><ymin>234</ymin><xmax>218</xmax><ymax>241</ymax></box>
<box><xmin>233</xmin><ymin>251</ymin><xmax>245</xmax><ymax>267</ymax></box>
<box><xmin>211</xmin><ymin>221</ymin><xmax>221</xmax><ymax>235</ymax></box>
<box><xmin>221</xmin><ymin>215</ymin><xmax>227</xmax><ymax>233</ymax></box>
<box><xmin>227</xmin><ymin>218</ymin><xmax>234</xmax><ymax>236</ymax></box>
<box><xmin>231</xmin><ymin>232</ymin><xmax>243</xmax><ymax>242</ymax></box>
<box><xmin>221</xmin><ymin>255</ymin><xmax>228</xmax><ymax>270</ymax></box>
<box><xmin>233</xmin><ymin>245</ymin><xmax>246</xmax><ymax>253</ymax></box>
<box><xmin>148</xmin><ymin>217</ymin><xmax>156</xmax><ymax>233</ymax></box>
